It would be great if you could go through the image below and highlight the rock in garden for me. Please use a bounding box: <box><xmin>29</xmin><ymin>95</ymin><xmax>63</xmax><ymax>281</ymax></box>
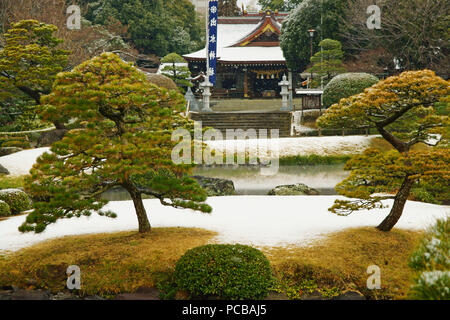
<box><xmin>267</xmin><ymin>183</ymin><xmax>319</xmax><ymax>196</ymax></box>
<box><xmin>0</xmin><ymin>164</ymin><xmax>9</xmax><ymax>175</ymax></box>
<box><xmin>191</xmin><ymin>176</ymin><xmax>235</xmax><ymax>196</ymax></box>
<box><xmin>37</xmin><ymin>129</ymin><xmax>67</xmax><ymax>147</ymax></box>
<box><xmin>0</xmin><ymin>147</ymin><xmax>23</xmax><ymax>157</ymax></box>
<box><xmin>332</xmin><ymin>290</ymin><xmax>366</xmax><ymax>300</ymax></box>
<box><xmin>115</xmin><ymin>287</ymin><xmax>160</xmax><ymax>300</ymax></box>
<box><xmin>10</xmin><ymin>289</ymin><xmax>50</xmax><ymax>300</ymax></box>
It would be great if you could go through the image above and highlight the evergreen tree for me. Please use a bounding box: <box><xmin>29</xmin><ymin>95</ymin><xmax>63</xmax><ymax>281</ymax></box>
<box><xmin>219</xmin><ymin>0</ymin><xmax>241</xmax><ymax>16</ymax></box>
<box><xmin>306</xmin><ymin>39</ymin><xmax>346</xmax><ymax>86</ymax></box>
<box><xmin>258</xmin><ymin>0</ymin><xmax>304</xmax><ymax>11</ymax></box>
<box><xmin>280</xmin><ymin>0</ymin><xmax>347</xmax><ymax>72</ymax></box>
<box><xmin>0</xmin><ymin>20</ymin><xmax>69</xmax><ymax>129</ymax></box>
<box><xmin>86</xmin><ymin>0</ymin><xmax>204</xmax><ymax>56</ymax></box>
<box><xmin>22</xmin><ymin>53</ymin><xmax>211</xmax><ymax>234</ymax></box>
<box><xmin>317</xmin><ymin>70</ymin><xmax>450</xmax><ymax>231</ymax></box>
<box><xmin>160</xmin><ymin>53</ymin><xmax>192</xmax><ymax>90</ymax></box>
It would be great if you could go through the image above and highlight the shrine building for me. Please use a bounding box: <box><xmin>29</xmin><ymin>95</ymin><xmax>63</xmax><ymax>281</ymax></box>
<box><xmin>184</xmin><ymin>11</ymin><xmax>290</xmax><ymax>99</ymax></box>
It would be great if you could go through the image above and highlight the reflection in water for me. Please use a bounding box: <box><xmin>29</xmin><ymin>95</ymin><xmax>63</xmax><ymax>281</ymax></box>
<box><xmin>101</xmin><ymin>165</ymin><xmax>349</xmax><ymax>201</ymax></box>
<box><xmin>194</xmin><ymin>165</ymin><xmax>349</xmax><ymax>195</ymax></box>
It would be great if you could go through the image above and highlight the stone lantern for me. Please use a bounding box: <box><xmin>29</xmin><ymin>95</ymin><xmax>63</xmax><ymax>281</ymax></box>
<box><xmin>279</xmin><ymin>74</ymin><xmax>291</xmax><ymax>111</ymax></box>
<box><xmin>199</xmin><ymin>80</ymin><xmax>213</xmax><ymax>113</ymax></box>
<box><xmin>184</xmin><ymin>86</ymin><xmax>199</xmax><ymax>112</ymax></box>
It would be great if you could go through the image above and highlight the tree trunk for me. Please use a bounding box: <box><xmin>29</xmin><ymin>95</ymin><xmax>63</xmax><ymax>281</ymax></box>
<box><xmin>125</xmin><ymin>183</ymin><xmax>151</xmax><ymax>233</ymax></box>
<box><xmin>377</xmin><ymin>176</ymin><xmax>414</xmax><ymax>231</ymax></box>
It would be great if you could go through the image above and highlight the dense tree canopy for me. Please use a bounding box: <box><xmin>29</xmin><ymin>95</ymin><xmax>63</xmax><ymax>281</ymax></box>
<box><xmin>85</xmin><ymin>0</ymin><xmax>204</xmax><ymax>56</ymax></box>
<box><xmin>23</xmin><ymin>53</ymin><xmax>211</xmax><ymax>234</ymax></box>
<box><xmin>318</xmin><ymin>70</ymin><xmax>450</xmax><ymax>231</ymax></box>
<box><xmin>280</xmin><ymin>0</ymin><xmax>347</xmax><ymax>71</ymax></box>
<box><xmin>160</xmin><ymin>53</ymin><xmax>192</xmax><ymax>90</ymax></box>
<box><xmin>219</xmin><ymin>0</ymin><xmax>241</xmax><ymax>16</ymax></box>
<box><xmin>258</xmin><ymin>0</ymin><xmax>304</xmax><ymax>11</ymax></box>
<box><xmin>306</xmin><ymin>38</ymin><xmax>346</xmax><ymax>86</ymax></box>
<box><xmin>0</xmin><ymin>20</ymin><xmax>69</xmax><ymax>129</ymax></box>
<box><xmin>343</xmin><ymin>0</ymin><xmax>449</xmax><ymax>73</ymax></box>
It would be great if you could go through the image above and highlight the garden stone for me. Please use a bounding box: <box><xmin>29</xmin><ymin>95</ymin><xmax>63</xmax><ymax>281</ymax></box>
<box><xmin>0</xmin><ymin>164</ymin><xmax>9</xmax><ymax>175</ymax></box>
<box><xmin>332</xmin><ymin>290</ymin><xmax>366</xmax><ymax>300</ymax></box>
<box><xmin>0</xmin><ymin>147</ymin><xmax>23</xmax><ymax>156</ymax></box>
<box><xmin>191</xmin><ymin>176</ymin><xmax>235</xmax><ymax>196</ymax></box>
<box><xmin>37</xmin><ymin>129</ymin><xmax>67</xmax><ymax>147</ymax></box>
<box><xmin>115</xmin><ymin>287</ymin><xmax>160</xmax><ymax>300</ymax></box>
<box><xmin>10</xmin><ymin>289</ymin><xmax>50</xmax><ymax>300</ymax></box>
<box><xmin>268</xmin><ymin>183</ymin><xmax>319</xmax><ymax>196</ymax></box>
<box><xmin>51</xmin><ymin>292</ymin><xmax>80</xmax><ymax>300</ymax></box>
<box><xmin>84</xmin><ymin>295</ymin><xmax>106</xmax><ymax>300</ymax></box>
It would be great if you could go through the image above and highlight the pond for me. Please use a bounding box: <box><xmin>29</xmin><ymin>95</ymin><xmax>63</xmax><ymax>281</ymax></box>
<box><xmin>101</xmin><ymin>164</ymin><xmax>348</xmax><ymax>201</ymax></box>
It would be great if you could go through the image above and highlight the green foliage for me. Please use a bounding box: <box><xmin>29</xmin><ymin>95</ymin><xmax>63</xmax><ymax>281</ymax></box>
<box><xmin>154</xmin><ymin>271</ymin><xmax>178</xmax><ymax>300</ymax></box>
<box><xmin>86</xmin><ymin>0</ymin><xmax>204</xmax><ymax>56</ymax></box>
<box><xmin>219</xmin><ymin>0</ymin><xmax>241</xmax><ymax>16</ymax></box>
<box><xmin>0</xmin><ymin>200</ymin><xmax>11</xmax><ymax>217</ymax></box>
<box><xmin>1</xmin><ymin>140</ymin><xmax>30</xmax><ymax>149</ymax></box>
<box><xmin>330</xmin><ymin>148</ymin><xmax>450</xmax><ymax>215</ymax></box>
<box><xmin>0</xmin><ymin>175</ymin><xmax>25</xmax><ymax>190</ymax></box>
<box><xmin>0</xmin><ymin>189</ymin><xmax>32</xmax><ymax>215</ymax></box>
<box><xmin>322</xmin><ymin>73</ymin><xmax>379</xmax><ymax>108</ymax></box>
<box><xmin>271</xmin><ymin>278</ymin><xmax>341</xmax><ymax>299</ymax></box>
<box><xmin>408</xmin><ymin>218</ymin><xmax>450</xmax><ymax>300</ymax></box>
<box><xmin>258</xmin><ymin>0</ymin><xmax>304</xmax><ymax>11</ymax></box>
<box><xmin>0</xmin><ymin>20</ymin><xmax>69</xmax><ymax>130</ymax></box>
<box><xmin>318</xmin><ymin>71</ymin><xmax>450</xmax><ymax>229</ymax></box>
<box><xmin>306</xmin><ymin>39</ymin><xmax>346</xmax><ymax>87</ymax></box>
<box><xmin>174</xmin><ymin>244</ymin><xmax>273</xmax><ymax>299</ymax></box>
<box><xmin>160</xmin><ymin>53</ymin><xmax>191</xmax><ymax>90</ymax></box>
<box><xmin>280</xmin><ymin>0</ymin><xmax>347</xmax><ymax>71</ymax></box>
<box><xmin>22</xmin><ymin>53</ymin><xmax>210</xmax><ymax>233</ymax></box>
<box><xmin>0</xmin><ymin>20</ymin><xmax>68</xmax><ymax>103</ymax></box>
<box><xmin>278</xmin><ymin>154</ymin><xmax>351</xmax><ymax>166</ymax></box>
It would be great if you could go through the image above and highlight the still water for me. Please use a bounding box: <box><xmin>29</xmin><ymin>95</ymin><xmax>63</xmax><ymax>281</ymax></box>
<box><xmin>102</xmin><ymin>165</ymin><xmax>348</xmax><ymax>201</ymax></box>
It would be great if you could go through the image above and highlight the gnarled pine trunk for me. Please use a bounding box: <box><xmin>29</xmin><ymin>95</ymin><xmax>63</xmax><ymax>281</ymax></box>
<box><xmin>124</xmin><ymin>183</ymin><xmax>151</xmax><ymax>233</ymax></box>
<box><xmin>377</xmin><ymin>176</ymin><xmax>414</xmax><ymax>232</ymax></box>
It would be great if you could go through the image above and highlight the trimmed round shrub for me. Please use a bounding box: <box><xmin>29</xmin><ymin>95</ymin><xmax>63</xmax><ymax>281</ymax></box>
<box><xmin>0</xmin><ymin>200</ymin><xmax>11</xmax><ymax>217</ymax></box>
<box><xmin>0</xmin><ymin>188</ymin><xmax>32</xmax><ymax>214</ymax></box>
<box><xmin>323</xmin><ymin>73</ymin><xmax>379</xmax><ymax>108</ymax></box>
<box><xmin>145</xmin><ymin>73</ymin><xmax>178</xmax><ymax>90</ymax></box>
<box><xmin>2</xmin><ymin>140</ymin><xmax>31</xmax><ymax>149</ymax></box>
<box><xmin>174</xmin><ymin>244</ymin><xmax>273</xmax><ymax>299</ymax></box>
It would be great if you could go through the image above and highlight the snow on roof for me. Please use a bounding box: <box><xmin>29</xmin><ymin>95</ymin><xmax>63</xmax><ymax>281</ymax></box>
<box><xmin>184</xmin><ymin>23</ymin><xmax>286</xmax><ymax>63</ymax></box>
<box><xmin>185</xmin><ymin>46</ymin><xmax>285</xmax><ymax>63</ymax></box>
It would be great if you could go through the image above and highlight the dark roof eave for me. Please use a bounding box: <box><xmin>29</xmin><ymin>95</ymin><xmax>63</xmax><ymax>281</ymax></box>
<box><xmin>184</xmin><ymin>57</ymin><xmax>286</xmax><ymax>65</ymax></box>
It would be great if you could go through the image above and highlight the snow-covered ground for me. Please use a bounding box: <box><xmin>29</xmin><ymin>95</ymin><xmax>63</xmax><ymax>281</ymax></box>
<box><xmin>0</xmin><ymin>196</ymin><xmax>447</xmax><ymax>252</ymax></box>
<box><xmin>206</xmin><ymin>135</ymin><xmax>375</xmax><ymax>158</ymax></box>
<box><xmin>0</xmin><ymin>147</ymin><xmax>50</xmax><ymax>176</ymax></box>
<box><xmin>0</xmin><ymin>136</ymin><xmax>375</xmax><ymax>176</ymax></box>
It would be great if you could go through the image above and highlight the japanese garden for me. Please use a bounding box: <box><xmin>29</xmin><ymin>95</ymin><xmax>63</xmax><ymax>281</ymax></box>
<box><xmin>0</xmin><ymin>0</ymin><xmax>448</xmax><ymax>304</ymax></box>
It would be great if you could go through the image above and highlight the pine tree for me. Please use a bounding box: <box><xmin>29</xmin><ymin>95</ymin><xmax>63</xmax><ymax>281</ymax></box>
<box><xmin>22</xmin><ymin>53</ymin><xmax>211</xmax><ymax>234</ymax></box>
<box><xmin>0</xmin><ymin>20</ymin><xmax>69</xmax><ymax>129</ymax></box>
<box><xmin>219</xmin><ymin>0</ymin><xmax>241</xmax><ymax>16</ymax></box>
<box><xmin>306</xmin><ymin>39</ymin><xmax>346</xmax><ymax>86</ymax></box>
<box><xmin>317</xmin><ymin>70</ymin><xmax>450</xmax><ymax>231</ymax></box>
<box><xmin>160</xmin><ymin>53</ymin><xmax>192</xmax><ymax>90</ymax></box>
